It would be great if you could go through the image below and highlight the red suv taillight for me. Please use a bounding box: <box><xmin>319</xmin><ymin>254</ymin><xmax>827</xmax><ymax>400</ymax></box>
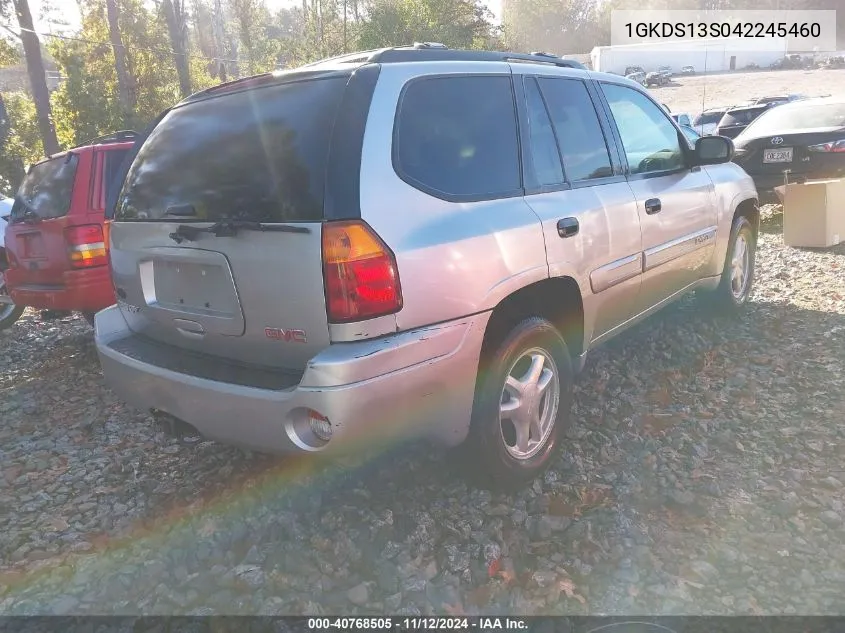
<box><xmin>65</xmin><ymin>225</ymin><xmax>107</xmax><ymax>269</ymax></box>
<box><xmin>322</xmin><ymin>221</ymin><xmax>402</xmax><ymax>323</ymax></box>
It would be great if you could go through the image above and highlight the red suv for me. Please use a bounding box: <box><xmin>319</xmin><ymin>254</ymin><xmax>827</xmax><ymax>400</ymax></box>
<box><xmin>3</xmin><ymin>131</ymin><xmax>136</xmax><ymax>326</ymax></box>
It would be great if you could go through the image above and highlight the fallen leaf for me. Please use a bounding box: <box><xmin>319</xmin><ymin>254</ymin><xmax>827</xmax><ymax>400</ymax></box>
<box><xmin>487</xmin><ymin>558</ymin><xmax>501</xmax><ymax>578</ymax></box>
<box><xmin>548</xmin><ymin>496</ymin><xmax>579</xmax><ymax>517</ymax></box>
<box><xmin>497</xmin><ymin>568</ymin><xmax>517</xmax><ymax>584</ymax></box>
<box><xmin>558</xmin><ymin>578</ymin><xmax>587</xmax><ymax>605</ymax></box>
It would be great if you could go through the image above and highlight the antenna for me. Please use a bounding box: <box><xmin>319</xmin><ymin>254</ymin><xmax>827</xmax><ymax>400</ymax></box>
<box><xmin>700</xmin><ymin>46</ymin><xmax>708</xmax><ymax>129</ymax></box>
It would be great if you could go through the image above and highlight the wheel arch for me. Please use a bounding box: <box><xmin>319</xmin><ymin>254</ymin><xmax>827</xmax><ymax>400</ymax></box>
<box><xmin>479</xmin><ymin>276</ymin><xmax>585</xmax><ymax>376</ymax></box>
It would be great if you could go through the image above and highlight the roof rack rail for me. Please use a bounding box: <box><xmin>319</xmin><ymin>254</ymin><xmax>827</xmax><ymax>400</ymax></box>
<box><xmin>366</xmin><ymin>46</ymin><xmax>587</xmax><ymax>69</ymax></box>
<box><xmin>80</xmin><ymin>130</ymin><xmax>139</xmax><ymax>147</ymax></box>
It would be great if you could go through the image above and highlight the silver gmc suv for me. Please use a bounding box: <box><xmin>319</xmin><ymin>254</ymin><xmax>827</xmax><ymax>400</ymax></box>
<box><xmin>96</xmin><ymin>45</ymin><xmax>759</xmax><ymax>489</ymax></box>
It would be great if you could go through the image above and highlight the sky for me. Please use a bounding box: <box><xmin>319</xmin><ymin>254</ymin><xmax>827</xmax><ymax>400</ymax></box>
<box><xmin>25</xmin><ymin>0</ymin><xmax>503</xmax><ymax>35</ymax></box>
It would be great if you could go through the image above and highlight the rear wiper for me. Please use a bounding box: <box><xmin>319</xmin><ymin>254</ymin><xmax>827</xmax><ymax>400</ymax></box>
<box><xmin>168</xmin><ymin>218</ymin><xmax>310</xmax><ymax>244</ymax></box>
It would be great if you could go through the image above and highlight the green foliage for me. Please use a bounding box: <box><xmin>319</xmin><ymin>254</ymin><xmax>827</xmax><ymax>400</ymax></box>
<box><xmin>1</xmin><ymin>0</ymin><xmax>500</xmax><ymax>187</ymax></box>
<box><xmin>357</xmin><ymin>0</ymin><xmax>498</xmax><ymax>51</ymax></box>
<box><xmin>0</xmin><ymin>36</ymin><xmax>20</xmax><ymax>67</ymax></box>
<box><xmin>0</xmin><ymin>91</ymin><xmax>42</xmax><ymax>196</ymax></box>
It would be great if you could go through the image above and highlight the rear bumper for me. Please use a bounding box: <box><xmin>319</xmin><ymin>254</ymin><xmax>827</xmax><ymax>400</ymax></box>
<box><xmin>95</xmin><ymin>306</ymin><xmax>490</xmax><ymax>454</ymax></box>
<box><xmin>7</xmin><ymin>266</ymin><xmax>115</xmax><ymax>312</ymax></box>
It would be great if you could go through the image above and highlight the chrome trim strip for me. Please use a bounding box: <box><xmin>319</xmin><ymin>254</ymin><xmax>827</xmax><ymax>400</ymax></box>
<box><xmin>590</xmin><ymin>252</ymin><xmax>643</xmax><ymax>294</ymax></box>
<box><xmin>643</xmin><ymin>226</ymin><xmax>717</xmax><ymax>272</ymax></box>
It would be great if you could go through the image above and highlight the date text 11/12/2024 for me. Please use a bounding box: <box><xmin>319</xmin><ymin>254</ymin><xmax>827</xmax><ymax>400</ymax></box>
<box><xmin>307</xmin><ymin>618</ymin><xmax>529</xmax><ymax>631</ymax></box>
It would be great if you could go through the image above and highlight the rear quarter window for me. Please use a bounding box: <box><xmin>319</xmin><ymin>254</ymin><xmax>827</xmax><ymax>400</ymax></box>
<box><xmin>393</xmin><ymin>75</ymin><xmax>521</xmax><ymax>200</ymax></box>
<box><xmin>115</xmin><ymin>77</ymin><xmax>347</xmax><ymax>223</ymax></box>
<box><xmin>11</xmin><ymin>155</ymin><xmax>79</xmax><ymax>221</ymax></box>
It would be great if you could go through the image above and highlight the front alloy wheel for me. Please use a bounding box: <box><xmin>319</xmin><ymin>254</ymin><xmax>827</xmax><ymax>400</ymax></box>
<box><xmin>712</xmin><ymin>214</ymin><xmax>756</xmax><ymax>311</ymax></box>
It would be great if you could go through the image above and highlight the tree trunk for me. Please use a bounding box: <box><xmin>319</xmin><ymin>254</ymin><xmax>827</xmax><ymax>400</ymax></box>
<box><xmin>212</xmin><ymin>0</ymin><xmax>227</xmax><ymax>82</ymax></box>
<box><xmin>163</xmin><ymin>0</ymin><xmax>192</xmax><ymax>98</ymax></box>
<box><xmin>12</xmin><ymin>0</ymin><xmax>59</xmax><ymax>156</ymax></box>
<box><xmin>106</xmin><ymin>0</ymin><xmax>134</xmax><ymax>125</ymax></box>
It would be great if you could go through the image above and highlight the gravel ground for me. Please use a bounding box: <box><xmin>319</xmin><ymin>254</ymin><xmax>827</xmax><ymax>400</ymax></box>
<box><xmin>649</xmin><ymin>67</ymin><xmax>845</xmax><ymax>117</ymax></box>
<box><xmin>1</xmin><ymin>205</ymin><xmax>845</xmax><ymax>616</ymax></box>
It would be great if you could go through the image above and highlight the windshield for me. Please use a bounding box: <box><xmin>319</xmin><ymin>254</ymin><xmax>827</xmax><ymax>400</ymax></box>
<box><xmin>10</xmin><ymin>155</ymin><xmax>79</xmax><ymax>221</ymax></box>
<box><xmin>115</xmin><ymin>77</ymin><xmax>347</xmax><ymax>223</ymax></box>
<box><xmin>739</xmin><ymin>101</ymin><xmax>845</xmax><ymax>138</ymax></box>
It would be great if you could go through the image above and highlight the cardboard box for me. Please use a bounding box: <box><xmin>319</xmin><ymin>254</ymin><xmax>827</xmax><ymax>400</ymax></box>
<box><xmin>774</xmin><ymin>178</ymin><xmax>845</xmax><ymax>248</ymax></box>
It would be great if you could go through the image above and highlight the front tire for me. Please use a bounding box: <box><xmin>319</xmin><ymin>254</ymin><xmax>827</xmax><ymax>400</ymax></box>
<box><xmin>463</xmin><ymin>317</ymin><xmax>573</xmax><ymax>491</ymax></box>
<box><xmin>711</xmin><ymin>214</ymin><xmax>756</xmax><ymax>312</ymax></box>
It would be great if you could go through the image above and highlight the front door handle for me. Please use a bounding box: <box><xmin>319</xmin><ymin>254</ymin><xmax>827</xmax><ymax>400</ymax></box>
<box><xmin>557</xmin><ymin>217</ymin><xmax>579</xmax><ymax>238</ymax></box>
<box><xmin>645</xmin><ymin>198</ymin><xmax>662</xmax><ymax>214</ymax></box>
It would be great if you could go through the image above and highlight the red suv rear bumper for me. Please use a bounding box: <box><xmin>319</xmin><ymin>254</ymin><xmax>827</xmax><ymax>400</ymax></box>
<box><xmin>7</xmin><ymin>266</ymin><xmax>115</xmax><ymax>312</ymax></box>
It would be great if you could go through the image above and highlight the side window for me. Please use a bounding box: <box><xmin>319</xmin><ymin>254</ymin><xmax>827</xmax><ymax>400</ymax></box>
<box><xmin>395</xmin><ymin>76</ymin><xmax>521</xmax><ymax>198</ymax></box>
<box><xmin>600</xmin><ymin>83</ymin><xmax>684</xmax><ymax>175</ymax></box>
<box><xmin>538</xmin><ymin>78</ymin><xmax>613</xmax><ymax>182</ymax></box>
<box><xmin>104</xmin><ymin>149</ymin><xmax>130</xmax><ymax>208</ymax></box>
<box><xmin>524</xmin><ymin>78</ymin><xmax>564</xmax><ymax>187</ymax></box>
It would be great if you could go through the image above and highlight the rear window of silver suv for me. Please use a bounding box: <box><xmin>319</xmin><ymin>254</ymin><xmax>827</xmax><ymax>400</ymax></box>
<box><xmin>114</xmin><ymin>77</ymin><xmax>347</xmax><ymax>223</ymax></box>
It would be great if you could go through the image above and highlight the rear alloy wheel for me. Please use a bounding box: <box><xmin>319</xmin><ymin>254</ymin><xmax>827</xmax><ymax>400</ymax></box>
<box><xmin>464</xmin><ymin>317</ymin><xmax>573</xmax><ymax>490</ymax></box>
<box><xmin>0</xmin><ymin>268</ymin><xmax>25</xmax><ymax>330</ymax></box>
<box><xmin>711</xmin><ymin>215</ymin><xmax>756</xmax><ymax>311</ymax></box>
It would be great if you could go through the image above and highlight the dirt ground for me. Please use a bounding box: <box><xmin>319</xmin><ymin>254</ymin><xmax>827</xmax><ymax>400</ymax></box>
<box><xmin>650</xmin><ymin>67</ymin><xmax>845</xmax><ymax>118</ymax></box>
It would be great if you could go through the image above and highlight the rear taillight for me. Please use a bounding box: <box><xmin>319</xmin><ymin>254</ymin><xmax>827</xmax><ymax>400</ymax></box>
<box><xmin>322</xmin><ymin>221</ymin><xmax>402</xmax><ymax>323</ymax></box>
<box><xmin>808</xmin><ymin>139</ymin><xmax>845</xmax><ymax>153</ymax></box>
<box><xmin>65</xmin><ymin>224</ymin><xmax>107</xmax><ymax>269</ymax></box>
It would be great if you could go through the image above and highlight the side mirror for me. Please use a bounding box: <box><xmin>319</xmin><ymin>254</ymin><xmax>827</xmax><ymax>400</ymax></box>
<box><xmin>695</xmin><ymin>135</ymin><xmax>734</xmax><ymax>165</ymax></box>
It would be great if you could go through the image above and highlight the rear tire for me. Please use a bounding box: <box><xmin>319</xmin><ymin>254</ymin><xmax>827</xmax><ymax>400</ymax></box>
<box><xmin>462</xmin><ymin>317</ymin><xmax>573</xmax><ymax>491</ymax></box>
<box><xmin>0</xmin><ymin>268</ymin><xmax>24</xmax><ymax>331</ymax></box>
<box><xmin>709</xmin><ymin>214</ymin><xmax>756</xmax><ymax>313</ymax></box>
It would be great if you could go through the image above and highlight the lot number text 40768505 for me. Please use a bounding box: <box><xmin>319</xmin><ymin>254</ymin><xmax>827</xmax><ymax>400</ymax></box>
<box><xmin>307</xmin><ymin>618</ymin><xmax>529</xmax><ymax>630</ymax></box>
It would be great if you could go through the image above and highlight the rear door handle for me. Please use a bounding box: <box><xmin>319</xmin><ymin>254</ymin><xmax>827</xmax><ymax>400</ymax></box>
<box><xmin>645</xmin><ymin>198</ymin><xmax>662</xmax><ymax>214</ymax></box>
<box><xmin>557</xmin><ymin>217</ymin><xmax>579</xmax><ymax>238</ymax></box>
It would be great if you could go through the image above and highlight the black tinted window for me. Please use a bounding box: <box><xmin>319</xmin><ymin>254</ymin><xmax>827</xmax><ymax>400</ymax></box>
<box><xmin>116</xmin><ymin>77</ymin><xmax>347</xmax><ymax>222</ymax></box>
<box><xmin>524</xmin><ymin>78</ymin><xmax>564</xmax><ymax>187</ymax></box>
<box><xmin>104</xmin><ymin>149</ymin><xmax>129</xmax><ymax>206</ymax></box>
<box><xmin>11</xmin><ymin>155</ymin><xmax>79</xmax><ymax>221</ymax></box>
<box><xmin>538</xmin><ymin>78</ymin><xmax>613</xmax><ymax>181</ymax></box>
<box><xmin>395</xmin><ymin>76</ymin><xmax>520</xmax><ymax>198</ymax></box>
<box><xmin>721</xmin><ymin>108</ymin><xmax>766</xmax><ymax>126</ymax></box>
<box><xmin>693</xmin><ymin>112</ymin><xmax>724</xmax><ymax>126</ymax></box>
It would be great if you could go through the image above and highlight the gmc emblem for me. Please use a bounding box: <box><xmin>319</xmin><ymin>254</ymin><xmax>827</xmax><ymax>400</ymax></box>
<box><xmin>264</xmin><ymin>327</ymin><xmax>307</xmax><ymax>343</ymax></box>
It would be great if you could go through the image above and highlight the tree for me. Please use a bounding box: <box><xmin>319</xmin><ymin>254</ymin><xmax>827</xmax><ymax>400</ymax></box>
<box><xmin>162</xmin><ymin>0</ymin><xmax>192</xmax><ymax>96</ymax></box>
<box><xmin>12</xmin><ymin>0</ymin><xmax>60</xmax><ymax>155</ymax></box>
<box><xmin>357</xmin><ymin>0</ymin><xmax>498</xmax><ymax>51</ymax></box>
<box><xmin>229</xmin><ymin>0</ymin><xmax>280</xmax><ymax>74</ymax></box>
<box><xmin>0</xmin><ymin>91</ymin><xmax>41</xmax><ymax>194</ymax></box>
<box><xmin>106</xmin><ymin>0</ymin><xmax>134</xmax><ymax>122</ymax></box>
